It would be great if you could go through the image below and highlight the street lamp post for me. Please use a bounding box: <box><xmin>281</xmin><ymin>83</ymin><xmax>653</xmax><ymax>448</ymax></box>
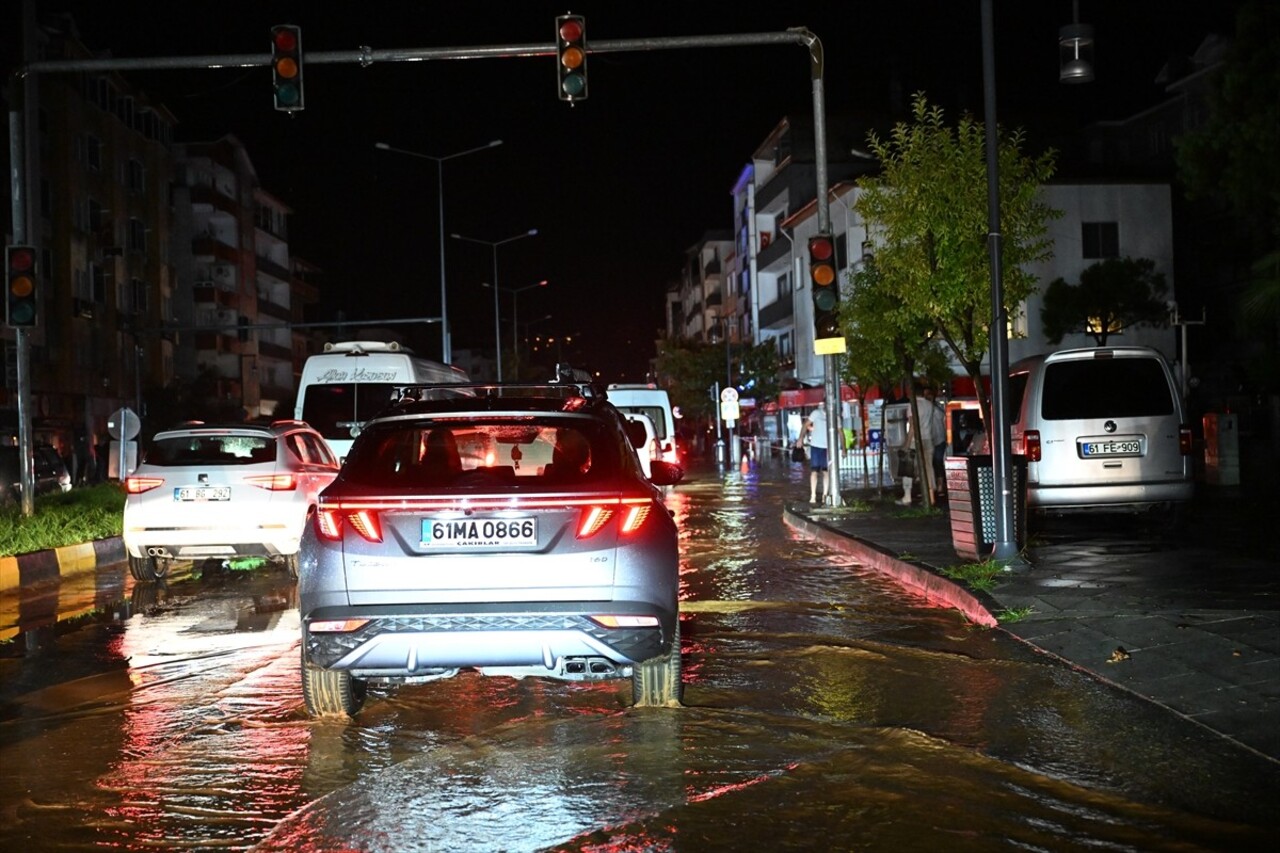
<box><xmin>484</xmin><ymin>279</ymin><xmax>548</xmax><ymax>379</ymax></box>
<box><xmin>374</xmin><ymin>139</ymin><xmax>503</xmax><ymax>363</ymax></box>
<box><xmin>451</xmin><ymin>229</ymin><xmax>538</xmax><ymax>381</ymax></box>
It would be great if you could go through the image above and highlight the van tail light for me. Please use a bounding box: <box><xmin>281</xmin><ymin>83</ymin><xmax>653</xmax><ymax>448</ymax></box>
<box><xmin>316</xmin><ymin>508</ymin><xmax>383</xmax><ymax>543</ymax></box>
<box><xmin>244</xmin><ymin>474</ymin><xmax>298</xmax><ymax>491</ymax></box>
<box><xmin>125</xmin><ymin>476</ymin><xmax>165</xmax><ymax>494</ymax></box>
<box><xmin>1179</xmin><ymin>425</ymin><xmax>1193</xmax><ymax>455</ymax></box>
<box><xmin>1024</xmin><ymin>430</ymin><xmax>1042</xmax><ymax>462</ymax></box>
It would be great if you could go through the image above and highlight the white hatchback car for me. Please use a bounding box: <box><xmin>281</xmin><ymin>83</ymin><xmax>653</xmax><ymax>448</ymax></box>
<box><xmin>123</xmin><ymin>420</ymin><xmax>340</xmax><ymax>581</ymax></box>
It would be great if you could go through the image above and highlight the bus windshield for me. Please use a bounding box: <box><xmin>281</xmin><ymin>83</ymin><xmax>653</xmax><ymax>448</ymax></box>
<box><xmin>301</xmin><ymin>383</ymin><xmax>402</xmax><ymax>443</ymax></box>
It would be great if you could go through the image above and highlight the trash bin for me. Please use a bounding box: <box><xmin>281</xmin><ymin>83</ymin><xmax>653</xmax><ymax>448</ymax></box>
<box><xmin>945</xmin><ymin>454</ymin><xmax>1028</xmax><ymax>561</ymax></box>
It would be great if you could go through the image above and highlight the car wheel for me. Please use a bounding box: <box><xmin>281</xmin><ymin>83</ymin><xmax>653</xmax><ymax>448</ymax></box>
<box><xmin>128</xmin><ymin>554</ymin><xmax>170</xmax><ymax>582</ymax></box>
<box><xmin>631</xmin><ymin>617</ymin><xmax>682</xmax><ymax>707</ymax></box>
<box><xmin>301</xmin><ymin>651</ymin><xmax>366</xmax><ymax>718</ymax></box>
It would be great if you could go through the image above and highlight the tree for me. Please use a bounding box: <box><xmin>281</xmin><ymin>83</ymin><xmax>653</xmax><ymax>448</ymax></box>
<box><xmin>1040</xmin><ymin>257</ymin><xmax>1170</xmax><ymax>346</ymax></box>
<box><xmin>853</xmin><ymin>94</ymin><xmax>1058</xmax><ymax>429</ymax></box>
<box><xmin>838</xmin><ymin>258</ymin><xmax>953</xmax><ymax>500</ymax></box>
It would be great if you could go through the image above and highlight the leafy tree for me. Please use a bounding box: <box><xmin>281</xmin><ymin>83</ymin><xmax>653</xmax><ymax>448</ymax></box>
<box><xmin>838</xmin><ymin>259</ymin><xmax>952</xmax><ymax>500</ymax></box>
<box><xmin>655</xmin><ymin>336</ymin><xmax>781</xmax><ymax>423</ymax></box>
<box><xmin>1040</xmin><ymin>257</ymin><xmax>1170</xmax><ymax>346</ymax></box>
<box><xmin>853</xmin><ymin>94</ymin><xmax>1058</xmax><ymax>428</ymax></box>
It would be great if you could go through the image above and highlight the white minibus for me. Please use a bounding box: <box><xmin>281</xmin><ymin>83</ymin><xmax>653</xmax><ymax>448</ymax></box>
<box><xmin>295</xmin><ymin>341</ymin><xmax>468</xmax><ymax>460</ymax></box>
<box><xmin>606</xmin><ymin>384</ymin><xmax>680</xmax><ymax>466</ymax></box>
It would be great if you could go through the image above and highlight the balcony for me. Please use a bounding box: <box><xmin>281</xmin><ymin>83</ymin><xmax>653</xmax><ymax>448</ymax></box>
<box><xmin>255</xmin><ymin>254</ymin><xmax>291</xmax><ymax>283</ymax></box>
<box><xmin>759</xmin><ymin>296</ymin><xmax>794</xmax><ymax>329</ymax></box>
<box><xmin>257</xmin><ymin>297</ymin><xmax>290</xmax><ymax>322</ymax></box>
<box><xmin>757</xmin><ymin>236</ymin><xmax>790</xmax><ymax>270</ymax></box>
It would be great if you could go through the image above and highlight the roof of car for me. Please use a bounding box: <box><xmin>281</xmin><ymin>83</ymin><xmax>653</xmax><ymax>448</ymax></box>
<box><xmin>379</xmin><ymin>383</ymin><xmax>613</xmax><ymax>419</ymax></box>
<box><xmin>153</xmin><ymin>419</ymin><xmax>317</xmax><ymax>438</ymax></box>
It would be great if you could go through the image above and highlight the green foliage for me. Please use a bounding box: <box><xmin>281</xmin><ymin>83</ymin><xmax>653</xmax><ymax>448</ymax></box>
<box><xmin>1040</xmin><ymin>257</ymin><xmax>1170</xmax><ymax>346</ymax></box>
<box><xmin>997</xmin><ymin>606</ymin><xmax>1035</xmax><ymax>624</ymax></box>
<box><xmin>0</xmin><ymin>485</ymin><xmax>124</xmax><ymax>557</ymax></box>
<box><xmin>655</xmin><ymin>336</ymin><xmax>781</xmax><ymax>421</ymax></box>
<box><xmin>854</xmin><ymin>94</ymin><xmax>1059</xmax><ymax>426</ymax></box>
<box><xmin>939</xmin><ymin>559</ymin><xmax>1006</xmax><ymax>593</ymax></box>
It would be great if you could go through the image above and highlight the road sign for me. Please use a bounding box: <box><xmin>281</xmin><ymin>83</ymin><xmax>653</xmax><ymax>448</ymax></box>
<box><xmin>107</xmin><ymin>407</ymin><xmax>140</xmax><ymax>441</ymax></box>
<box><xmin>720</xmin><ymin>386</ymin><xmax>738</xmax><ymax>402</ymax></box>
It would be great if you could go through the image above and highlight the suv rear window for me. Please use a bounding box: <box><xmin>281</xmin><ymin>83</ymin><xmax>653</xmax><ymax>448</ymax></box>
<box><xmin>341</xmin><ymin>417</ymin><xmax>625</xmax><ymax>489</ymax></box>
<box><xmin>1041</xmin><ymin>358</ymin><xmax>1175</xmax><ymax>420</ymax></box>
<box><xmin>149</xmin><ymin>434</ymin><xmax>276</xmax><ymax>466</ymax></box>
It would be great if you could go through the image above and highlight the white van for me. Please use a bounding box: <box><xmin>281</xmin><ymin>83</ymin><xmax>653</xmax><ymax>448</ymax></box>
<box><xmin>1007</xmin><ymin>346</ymin><xmax>1193</xmax><ymax>514</ymax></box>
<box><xmin>295</xmin><ymin>341</ymin><xmax>468</xmax><ymax>460</ymax></box>
<box><xmin>622</xmin><ymin>411</ymin><xmax>659</xmax><ymax>478</ymax></box>
<box><xmin>606</xmin><ymin>384</ymin><xmax>680</xmax><ymax>466</ymax></box>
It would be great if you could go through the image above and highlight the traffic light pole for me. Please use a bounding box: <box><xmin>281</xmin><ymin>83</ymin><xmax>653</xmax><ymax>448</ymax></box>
<box><xmin>12</xmin><ymin>25</ymin><xmax>837</xmax><ymax>512</ymax></box>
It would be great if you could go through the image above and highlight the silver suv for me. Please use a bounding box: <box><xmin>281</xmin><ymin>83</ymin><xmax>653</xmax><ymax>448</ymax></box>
<box><xmin>297</xmin><ymin>382</ymin><xmax>684</xmax><ymax>717</ymax></box>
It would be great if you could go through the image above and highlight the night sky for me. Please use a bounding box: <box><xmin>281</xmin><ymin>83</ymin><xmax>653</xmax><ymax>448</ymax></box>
<box><xmin>35</xmin><ymin>1</ymin><xmax>1243</xmax><ymax>381</ymax></box>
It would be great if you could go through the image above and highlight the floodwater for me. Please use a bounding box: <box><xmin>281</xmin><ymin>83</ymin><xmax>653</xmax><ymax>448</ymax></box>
<box><xmin>1</xmin><ymin>462</ymin><xmax>1276</xmax><ymax>852</ymax></box>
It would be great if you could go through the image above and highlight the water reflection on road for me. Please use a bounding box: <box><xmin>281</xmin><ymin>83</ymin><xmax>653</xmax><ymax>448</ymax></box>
<box><xmin>1</xmin><ymin>463</ymin><xmax>1276</xmax><ymax>851</ymax></box>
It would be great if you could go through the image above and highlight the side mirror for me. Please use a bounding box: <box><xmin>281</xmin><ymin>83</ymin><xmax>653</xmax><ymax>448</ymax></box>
<box><xmin>648</xmin><ymin>460</ymin><xmax>684</xmax><ymax>486</ymax></box>
<box><xmin>624</xmin><ymin>421</ymin><xmax>648</xmax><ymax>449</ymax></box>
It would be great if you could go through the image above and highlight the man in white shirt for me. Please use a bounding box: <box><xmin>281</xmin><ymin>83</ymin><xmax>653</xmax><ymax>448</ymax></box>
<box><xmin>805</xmin><ymin>406</ymin><xmax>829</xmax><ymax>505</ymax></box>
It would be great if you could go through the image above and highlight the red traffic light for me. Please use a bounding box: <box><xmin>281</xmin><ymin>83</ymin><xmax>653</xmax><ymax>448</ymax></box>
<box><xmin>6</xmin><ymin>244</ymin><xmax>38</xmax><ymax>328</ymax></box>
<box><xmin>271</xmin><ymin>25</ymin><xmax>304</xmax><ymax>112</ymax></box>
<box><xmin>555</xmin><ymin>15</ymin><xmax>588</xmax><ymax>102</ymax></box>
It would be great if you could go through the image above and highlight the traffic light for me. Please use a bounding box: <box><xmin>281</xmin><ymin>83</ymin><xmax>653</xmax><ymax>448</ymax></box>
<box><xmin>6</xmin><ymin>245</ymin><xmax>37</xmax><ymax>328</ymax></box>
<box><xmin>556</xmin><ymin>15</ymin><xmax>588</xmax><ymax>102</ymax></box>
<box><xmin>808</xmin><ymin>233</ymin><xmax>845</xmax><ymax>354</ymax></box>
<box><xmin>271</xmin><ymin>25</ymin><xmax>304</xmax><ymax>112</ymax></box>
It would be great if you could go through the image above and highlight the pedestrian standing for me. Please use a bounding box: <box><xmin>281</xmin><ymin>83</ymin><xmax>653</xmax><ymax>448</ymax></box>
<box><xmin>899</xmin><ymin>384</ymin><xmax>947</xmax><ymax>504</ymax></box>
<box><xmin>805</xmin><ymin>406</ymin><xmax>829</xmax><ymax>505</ymax></box>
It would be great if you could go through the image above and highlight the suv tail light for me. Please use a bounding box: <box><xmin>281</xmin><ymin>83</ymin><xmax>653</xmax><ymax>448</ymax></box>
<box><xmin>1023</xmin><ymin>430</ymin><xmax>1042</xmax><ymax>462</ymax></box>
<box><xmin>316</xmin><ymin>508</ymin><xmax>383</xmax><ymax>543</ymax></box>
<box><xmin>244</xmin><ymin>474</ymin><xmax>298</xmax><ymax>491</ymax></box>
<box><xmin>577</xmin><ymin>500</ymin><xmax>653</xmax><ymax>539</ymax></box>
<box><xmin>124</xmin><ymin>476</ymin><xmax>165</xmax><ymax>494</ymax></box>
<box><xmin>1179</xmin><ymin>425</ymin><xmax>1193</xmax><ymax>455</ymax></box>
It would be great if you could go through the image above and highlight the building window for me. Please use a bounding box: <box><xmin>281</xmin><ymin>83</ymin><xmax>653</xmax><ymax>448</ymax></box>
<box><xmin>1082</xmin><ymin>222</ymin><xmax>1119</xmax><ymax>259</ymax></box>
<box><xmin>127</xmin><ymin>159</ymin><xmax>145</xmax><ymax>193</ymax></box>
<box><xmin>86</xmin><ymin>135</ymin><xmax>103</xmax><ymax>172</ymax></box>
<box><xmin>129</xmin><ymin>277</ymin><xmax>148</xmax><ymax>314</ymax></box>
<box><xmin>779</xmin><ymin>271</ymin><xmax>792</xmax><ymax>297</ymax></box>
<box><xmin>90</xmin><ymin>263</ymin><xmax>107</xmax><ymax>303</ymax></box>
<box><xmin>128</xmin><ymin>218</ymin><xmax>147</xmax><ymax>254</ymax></box>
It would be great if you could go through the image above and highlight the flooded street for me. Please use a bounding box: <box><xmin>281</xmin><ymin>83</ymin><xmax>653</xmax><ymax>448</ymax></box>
<box><xmin>1</xmin><ymin>464</ymin><xmax>1277</xmax><ymax>851</ymax></box>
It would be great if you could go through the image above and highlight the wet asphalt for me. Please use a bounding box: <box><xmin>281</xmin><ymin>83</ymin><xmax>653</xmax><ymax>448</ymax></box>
<box><xmin>785</xmin><ymin>481</ymin><xmax>1280</xmax><ymax>765</ymax></box>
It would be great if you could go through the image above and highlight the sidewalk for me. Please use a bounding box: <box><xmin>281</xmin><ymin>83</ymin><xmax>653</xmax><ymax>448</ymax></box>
<box><xmin>784</xmin><ymin>484</ymin><xmax>1280</xmax><ymax>765</ymax></box>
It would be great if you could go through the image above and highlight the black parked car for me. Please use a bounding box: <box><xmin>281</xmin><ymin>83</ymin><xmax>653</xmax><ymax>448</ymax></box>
<box><xmin>0</xmin><ymin>445</ymin><xmax>73</xmax><ymax>504</ymax></box>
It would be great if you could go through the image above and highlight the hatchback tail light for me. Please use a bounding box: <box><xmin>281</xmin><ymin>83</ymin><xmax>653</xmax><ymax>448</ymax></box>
<box><xmin>124</xmin><ymin>476</ymin><xmax>165</xmax><ymax>494</ymax></box>
<box><xmin>1023</xmin><ymin>429</ymin><xmax>1042</xmax><ymax>462</ymax></box>
<box><xmin>1179</xmin><ymin>425</ymin><xmax>1193</xmax><ymax>455</ymax></box>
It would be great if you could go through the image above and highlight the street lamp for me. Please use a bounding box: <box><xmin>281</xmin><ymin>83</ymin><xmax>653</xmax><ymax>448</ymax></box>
<box><xmin>483</xmin><ymin>279</ymin><xmax>548</xmax><ymax>380</ymax></box>
<box><xmin>451</xmin><ymin>229</ymin><xmax>538</xmax><ymax>381</ymax></box>
<box><xmin>374</xmin><ymin>139</ymin><xmax>503</xmax><ymax>363</ymax></box>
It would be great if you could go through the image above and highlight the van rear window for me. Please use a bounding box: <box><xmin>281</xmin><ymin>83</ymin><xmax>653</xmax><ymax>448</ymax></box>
<box><xmin>1041</xmin><ymin>358</ymin><xmax>1174</xmax><ymax>420</ymax></box>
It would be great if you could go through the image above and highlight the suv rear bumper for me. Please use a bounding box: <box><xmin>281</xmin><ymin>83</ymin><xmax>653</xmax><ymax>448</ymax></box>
<box><xmin>303</xmin><ymin>601</ymin><xmax>676</xmax><ymax>677</ymax></box>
